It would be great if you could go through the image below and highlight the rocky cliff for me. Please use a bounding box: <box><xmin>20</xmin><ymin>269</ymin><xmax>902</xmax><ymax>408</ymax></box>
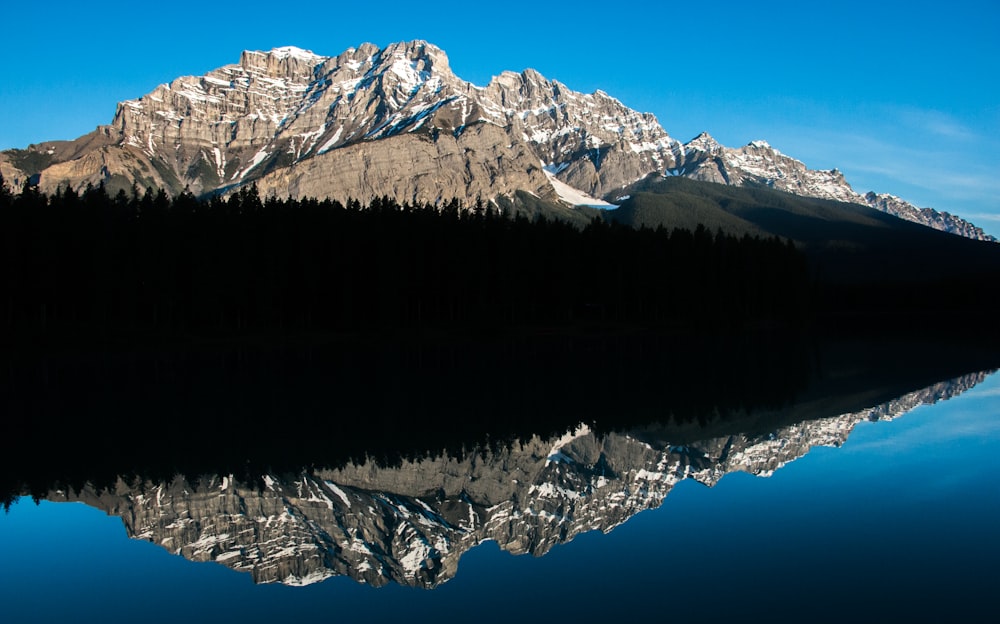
<box><xmin>670</xmin><ymin>133</ymin><xmax>996</xmax><ymax>241</ymax></box>
<box><xmin>863</xmin><ymin>191</ymin><xmax>993</xmax><ymax>241</ymax></box>
<box><xmin>46</xmin><ymin>369</ymin><xmax>992</xmax><ymax>588</ymax></box>
<box><xmin>1</xmin><ymin>41</ymin><xmax>990</xmax><ymax>240</ymax></box>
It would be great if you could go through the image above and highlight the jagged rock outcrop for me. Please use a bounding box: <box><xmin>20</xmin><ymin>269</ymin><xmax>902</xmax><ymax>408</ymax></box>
<box><xmin>46</xmin><ymin>369</ymin><xmax>992</xmax><ymax>588</ymax></box>
<box><xmin>253</xmin><ymin>120</ymin><xmax>556</xmax><ymax>206</ymax></box>
<box><xmin>2</xmin><ymin>40</ymin><xmax>991</xmax><ymax>240</ymax></box>
<box><xmin>12</xmin><ymin>41</ymin><xmax>659</xmax><ymax>207</ymax></box>
<box><xmin>479</xmin><ymin>68</ymin><xmax>681</xmax><ymax>197</ymax></box>
<box><xmin>0</xmin><ymin>154</ymin><xmax>26</xmax><ymax>189</ymax></box>
<box><xmin>673</xmin><ymin>133</ymin><xmax>859</xmax><ymax>203</ymax></box>
<box><xmin>670</xmin><ymin>133</ymin><xmax>996</xmax><ymax>241</ymax></box>
<box><xmin>864</xmin><ymin>191</ymin><xmax>994</xmax><ymax>241</ymax></box>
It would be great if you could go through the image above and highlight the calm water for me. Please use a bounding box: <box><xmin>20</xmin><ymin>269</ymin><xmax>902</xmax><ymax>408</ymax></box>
<box><xmin>2</xmin><ymin>337</ymin><xmax>999</xmax><ymax>622</ymax></box>
<box><xmin>0</xmin><ymin>360</ymin><xmax>1000</xmax><ymax>622</ymax></box>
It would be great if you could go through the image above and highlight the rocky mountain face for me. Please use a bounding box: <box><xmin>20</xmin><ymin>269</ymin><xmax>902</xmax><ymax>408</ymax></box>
<box><xmin>1</xmin><ymin>41</ymin><xmax>991</xmax><ymax>241</ymax></box>
<box><xmin>863</xmin><ymin>191</ymin><xmax>993</xmax><ymax>241</ymax></box>
<box><xmin>670</xmin><ymin>133</ymin><xmax>997</xmax><ymax>241</ymax></box>
<box><xmin>672</xmin><ymin>133</ymin><xmax>860</xmax><ymax>203</ymax></box>
<box><xmin>46</xmin><ymin>370</ymin><xmax>991</xmax><ymax>588</ymax></box>
<box><xmin>1</xmin><ymin>41</ymin><xmax>662</xmax><ymax>207</ymax></box>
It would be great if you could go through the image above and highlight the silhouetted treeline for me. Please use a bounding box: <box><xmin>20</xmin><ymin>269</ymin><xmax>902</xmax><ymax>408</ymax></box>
<box><xmin>0</xmin><ymin>178</ymin><xmax>811</xmax><ymax>339</ymax></box>
<box><xmin>5</xmin><ymin>328</ymin><xmax>1000</xmax><ymax>509</ymax></box>
<box><xmin>0</xmin><ymin>331</ymin><xmax>817</xmax><ymax>506</ymax></box>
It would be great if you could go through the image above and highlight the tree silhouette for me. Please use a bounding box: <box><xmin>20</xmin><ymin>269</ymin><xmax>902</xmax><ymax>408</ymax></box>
<box><xmin>0</xmin><ymin>182</ymin><xmax>826</xmax><ymax>340</ymax></box>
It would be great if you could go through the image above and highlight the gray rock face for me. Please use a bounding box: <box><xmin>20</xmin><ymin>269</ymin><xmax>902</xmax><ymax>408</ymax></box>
<box><xmin>14</xmin><ymin>41</ymin><xmax>675</xmax><ymax>207</ymax></box>
<box><xmin>47</xmin><ymin>370</ymin><xmax>991</xmax><ymax>588</ymax></box>
<box><xmin>864</xmin><ymin>191</ymin><xmax>995</xmax><ymax>241</ymax></box>
<box><xmin>253</xmin><ymin>120</ymin><xmax>556</xmax><ymax>206</ymax></box>
<box><xmin>673</xmin><ymin>133</ymin><xmax>859</xmax><ymax>203</ymax></box>
<box><xmin>0</xmin><ymin>154</ymin><xmax>25</xmax><ymax>189</ymax></box>
<box><xmin>479</xmin><ymin>68</ymin><xmax>681</xmax><ymax>198</ymax></box>
<box><xmin>672</xmin><ymin>133</ymin><xmax>997</xmax><ymax>241</ymax></box>
<box><xmin>2</xmin><ymin>41</ymin><xmax>992</xmax><ymax>240</ymax></box>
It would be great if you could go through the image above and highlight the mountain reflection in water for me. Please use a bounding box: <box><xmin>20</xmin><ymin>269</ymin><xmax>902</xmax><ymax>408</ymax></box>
<box><xmin>38</xmin><ymin>368</ymin><xmax>993</xmax><ymax>588</ymax></box>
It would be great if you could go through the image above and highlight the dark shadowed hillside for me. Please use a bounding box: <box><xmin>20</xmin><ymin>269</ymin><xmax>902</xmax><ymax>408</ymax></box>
<box><xmin>604</xmin><ymin>176</ymin><xmax>1000</xmax><ymax>286</ymax></box>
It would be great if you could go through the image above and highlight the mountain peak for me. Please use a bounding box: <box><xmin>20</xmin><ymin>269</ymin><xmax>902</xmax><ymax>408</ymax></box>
<box><xmin>265</xmin><ymin>46</ymin><xmax>325</xmax><ymax>62</ymax></box>
<box><xmin>5</xmin><ymin>40</ymin><xmax>992</xmax><ymax>242</ymax></box>
<box><xmin>384</xmin><ymin>39</ymin><xmax>443</xmax><ymax>56</ymax></box>
<box><xmin>376</xmin><ymin>40</ymin><xmax>451</xmax><ymax>73</ymax></box>
<box><xmin>487</xmin><ymin>68</ymin><xmax>551</xmax><ymax>92</ymax></box>
<box><xmin>520</xmin><ymin>67</ymin><xmax>548</xmax><ymax>83</ymax></box>
<box><xmin>491</xmin><ymin>70</ymin><xmax>523</xmax><ymax>89</ymax></box>
<box><xmin>864</xmin><ymin>191</ymin><xmax>996</xmax><ymax>241</ymax></box>
<box><xmin>237</xmin><ymin>46</ymin><xmax>325</xmax><ymax>77</ymax></box>
<box><xmin>685</xmin><ymin>132</ymin><xmax>722</xmax><ymax>152</ymax></box>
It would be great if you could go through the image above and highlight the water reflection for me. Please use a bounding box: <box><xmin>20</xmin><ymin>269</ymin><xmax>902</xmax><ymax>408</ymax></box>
<box><xmin>39</xmin><ymin>369</ymin><xmax>992</xmax><ymax>588</ymax></box>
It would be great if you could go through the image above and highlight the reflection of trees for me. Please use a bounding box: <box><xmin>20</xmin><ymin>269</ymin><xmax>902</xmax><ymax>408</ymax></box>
<box><xmin>4</xmin><ymin>177</ymin><xmax>1000</xmax><ymax>507</ymax></box>
<box><xmin>4</xmin><ymin>323</ymin><xmax>1000</xmax><ymax>509</ymax></box>
<box><xmin>1</xmin><ymin>330</ymin><xmax>819</xmax><ymax>506</ymax></box>
<box><xmin>31</xmin><ymin>368</ymin><xmax>994</xmax><ymax>587</ymax></box>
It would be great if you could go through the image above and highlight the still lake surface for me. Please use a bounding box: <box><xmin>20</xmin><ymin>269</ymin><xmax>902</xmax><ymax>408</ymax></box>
<box><xmin>1</xmin><ymin>335</ymin><xmax>998</xmax><ymax>623</ymax></box>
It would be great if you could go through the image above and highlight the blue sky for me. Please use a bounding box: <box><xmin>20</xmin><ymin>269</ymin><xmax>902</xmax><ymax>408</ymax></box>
<box><xmin>3</xmin><ymin>1</ymin><xmax>999</xmax><ymax>235</ymax></box>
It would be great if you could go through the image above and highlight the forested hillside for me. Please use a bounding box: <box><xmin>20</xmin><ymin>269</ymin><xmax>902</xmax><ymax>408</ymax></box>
<box><xmin>0</xmin><ymin>178</ymin><xmax>809</xmax><ymax>339</ymax></box>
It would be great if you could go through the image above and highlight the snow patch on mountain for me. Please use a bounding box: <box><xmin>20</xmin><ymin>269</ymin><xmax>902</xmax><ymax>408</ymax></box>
<box><xmin>543</xmin><ymin>165</ymin><xmax>616</xmax><ymax>208</ymax></box>
<box><xmin>10</xmin><ymin>39</ymin><xmax>993</xmax><ymax>241</ymax></box>
<box><xmin>268</xmin><ymin>46</ymin><xmax>324</xmax><ymax>62</ymax></box>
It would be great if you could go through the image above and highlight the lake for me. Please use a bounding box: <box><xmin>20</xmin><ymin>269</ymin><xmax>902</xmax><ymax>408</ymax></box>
<box><xmin>1</xmin><ymin>333</ymin><xmax>998</xmax><ymax>622</ymax></box>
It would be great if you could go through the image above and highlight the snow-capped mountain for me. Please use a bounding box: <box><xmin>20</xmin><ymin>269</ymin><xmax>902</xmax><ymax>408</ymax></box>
<box><xmin>671</xmin><ymin>133</ymin><xmax>996</xmax><ymax>241</ymax></box>
<box><xmin>45</xmin><ymin>370</ymin><xmax>991</xmax><ymax>588</ymax></box>
<box><xmin>674</xmin><ymin>133</ymin><xmax>860</xmax><ymax>203</ymax></box>
<box><xmin>0</xmin><ymin>40</ymin><xmax>991</xmax><ymax>240</ymax></box>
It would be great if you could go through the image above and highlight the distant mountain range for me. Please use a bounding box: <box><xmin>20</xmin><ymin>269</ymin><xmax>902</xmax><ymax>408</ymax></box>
<box><xmin>0</xmin><ymin>40</ymin><xmax>993</xmax><ymax>242</ymax></box>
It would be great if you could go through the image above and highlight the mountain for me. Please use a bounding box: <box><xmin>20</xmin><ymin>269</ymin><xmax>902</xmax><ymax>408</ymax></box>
<box><xmin>0</xmin><ymin>42</ymin><xmax>663</xmax><ymax>211</ymax></box>
<box><xmin>0</xmin><ymin>41</ymin><xmax>992</xmax><ymax>241</ymax></box>
<box><xmin>602</xmin><ymin>175</ymin><xmax>1000</xmax><ymax>284</ymax></box>
<box><xmin>42</xmin><ymin>370</ymin><xmax>992</xmax><ymax>588</ymax></box>
<box><xmin>669</xmin><ymin>133</ymin><xmax>996</xmax><ymax>241</ymax></box>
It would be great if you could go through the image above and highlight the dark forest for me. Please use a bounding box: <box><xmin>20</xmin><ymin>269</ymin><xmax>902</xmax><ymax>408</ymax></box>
<box><xmin>6</xmin><ymin>178</ymin><xmax>1000</xmax><ymax>504</ymax></box>
<box><xmin>0</xmin><ymin>178</ymin><xmax>811</xmax><ymax>340</ymax></box>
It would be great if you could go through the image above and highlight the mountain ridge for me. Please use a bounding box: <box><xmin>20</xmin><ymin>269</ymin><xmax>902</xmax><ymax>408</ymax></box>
<box><xmin>41</xmin><ymin>369</ymin><xmax>993</xmax><ymax>588</ymax></box>
<box><xmin>0</xmin><ymin>40</ymin><xmax>992</xmax><ymax>241</ymax></box>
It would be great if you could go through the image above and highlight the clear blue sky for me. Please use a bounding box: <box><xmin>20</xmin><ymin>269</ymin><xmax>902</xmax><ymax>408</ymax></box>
<box><xmin>3</xmin><ymin>1</ymin><xmax>999</xmax><ymax>235</ymax></box>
